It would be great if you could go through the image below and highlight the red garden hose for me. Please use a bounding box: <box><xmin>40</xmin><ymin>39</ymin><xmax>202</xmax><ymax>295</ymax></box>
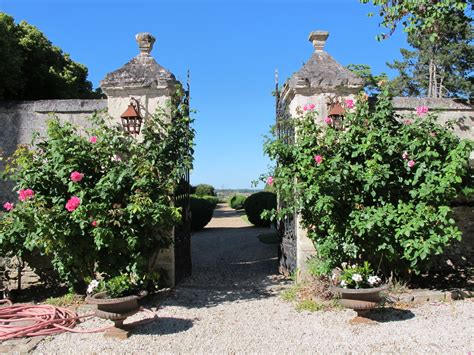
<box><xmin>0</xmin><ymin>298</ymin><xmax>157</xmax><ymax>341</ymax></box>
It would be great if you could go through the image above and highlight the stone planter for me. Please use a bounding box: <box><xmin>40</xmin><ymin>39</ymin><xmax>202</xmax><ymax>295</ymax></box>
<box><xmin>86</xmin><ymin>291</ymin><xmax>147</xmax><ymax>339</ymax></box>
<box><xmin>331</xmin><ymin>285</ymin><xmax>388</xmax><ymax>324</ymax></box>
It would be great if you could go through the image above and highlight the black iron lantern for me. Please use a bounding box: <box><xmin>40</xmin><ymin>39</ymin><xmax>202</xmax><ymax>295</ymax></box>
<box><xmin>328</xmin><ymin>102</ymin><xmax>345</xmax><ymax>129</ymax></box>
<box><xmin>120</xmin><ymin>98</ymin><xmax>143</xmax><ymax>136</ymax></box>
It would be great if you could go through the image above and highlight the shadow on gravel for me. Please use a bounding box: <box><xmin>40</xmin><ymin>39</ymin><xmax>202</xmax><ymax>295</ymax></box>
<box><xmin>134</xmin><ymin>317</ymin><xmax>194</xmax><ymax>335</ymax></box>
<box><xmin>365</xmin><ymin>307</ymin><xmax>415</xmax><ymax>322</ymax></box>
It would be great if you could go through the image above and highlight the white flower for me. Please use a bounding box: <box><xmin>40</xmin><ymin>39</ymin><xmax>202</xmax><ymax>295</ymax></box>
<box><xmin>341</xmin><ymin>262</ymin><xmax>348</xmax><ymax>269</ymax></box>
<box><xmin>87</xmin><ymin>280</ymin><xmax>99</xmax><ymax>294</ymax></box>
<box><xmin>351</xmin><ymin>264</ymin><xmax>357</xmax><ymax>269</ymax></box>
<box><xmin>368</xmin><ymin>275</ymin><xmax>381</xmax><ymax>286</ymax></box>
<box><xmin>352</xmin><ymin>273</ymin><xmax>363</xmax><ymax>282</ymax></box>
<box><xmin>340</xmin><ymin>280</ymin><xmax>347</xmax><ymax>288</ymax></box>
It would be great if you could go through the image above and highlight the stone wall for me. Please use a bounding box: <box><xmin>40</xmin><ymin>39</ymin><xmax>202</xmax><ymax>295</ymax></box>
<box><xmin>0</xmin><ymin>100</ymin><xmax>106</xmax><ymax>202</ymax></box>
<box><xmin>392</xmin><ymin>97</ymin><xmax>473</xmax><ymax>141</ymax></box>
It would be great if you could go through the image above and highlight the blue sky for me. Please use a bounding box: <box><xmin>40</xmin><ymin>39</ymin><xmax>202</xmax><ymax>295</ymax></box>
<box><xmin>1</xmin><ymin>0</ymin><xmax>408</xmax><ymax>189</ymax></box>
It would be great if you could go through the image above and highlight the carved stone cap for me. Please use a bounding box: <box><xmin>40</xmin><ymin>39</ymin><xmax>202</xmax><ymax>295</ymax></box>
<box><xmin>136</xmin><ymin>32</ymin><xmax>156</xmax><ymax>56</ymax></box>
<box><xmin>309</xmin><ymin>30</ymin><xmax>329</xmax><ymax>51</ymax></box>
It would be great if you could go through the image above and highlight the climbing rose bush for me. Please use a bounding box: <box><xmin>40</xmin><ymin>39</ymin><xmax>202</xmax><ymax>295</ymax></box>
<box><xmin>0</xmin><ymin>89</ymin><xmax>194</xmax><ymax>292</ymax></box>
<box><xmin>264</xmin><ymin>85</ymin><xmax>472</xmax><ymax>277</ymax></box>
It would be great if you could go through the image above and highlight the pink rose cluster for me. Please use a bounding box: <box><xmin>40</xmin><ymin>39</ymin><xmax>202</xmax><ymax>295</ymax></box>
<box><xmin>314</xmin><ymin>155</ymin><xmax>323</xmax><ymax>165</ymax></box>
<box><xmin>65</xmin><ymin>196</ymin><xmax>81</xmax><ymax>212</ymax></box>
<box><xmin>70</xmin><ymin>171</ymin><xmax>84</xmax><ymax>182</ymax></box>
<box><xmin>89</xmin><ymin>136</ymin><xmax>97</xmax><ymax>143</ymax></box>
<box><xmin>3</xmin><ymin>202</ymin><xmax>14</xmax><ymax>211</ymax></box>
<box><xmin>266</xmin><ymin>176</ymin><xmax>274</xmax><ymax>186</ymax></box>
<box><xmin>402</xmin><ymin>151</ymin><xmax>415</xmax><ymax>168</ymax></box>
<box><xmin>303</xmin><ymin>104</ymin><xmax>315</xmax><ymax>111</ymax></box>
<box><xmin>415</xmin><ymin>106</ymin><xmax>429</xmax><ymax>116</ymax></box>
<box><xmin>18</xmin><ymin>188</ymin><xmax>35</xmax><ymax>201</ymax></box>
<box><xmin>345</xmin><ymin>99</ymin><xmax>355</xmax><ymax>109</ymax></box>
<box><xmin>324</xmin><ymin>117</ymin><xmax>332</xmax><ymax>125</ymax></box>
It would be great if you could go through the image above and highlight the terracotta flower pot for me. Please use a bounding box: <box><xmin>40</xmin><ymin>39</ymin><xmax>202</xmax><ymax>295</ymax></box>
<box><xmin>331</xmin><ymin>284</ymin><xmax>388</xmax><ymax>324</ymax></box>
<box><xmin>85</xmin><ymin>291</ymin><xmax>147</xmax><ymax>339</ymax></box>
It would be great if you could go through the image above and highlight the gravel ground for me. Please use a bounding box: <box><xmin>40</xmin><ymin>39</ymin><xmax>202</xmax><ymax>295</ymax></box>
<box><xmin>34</xmin><ymin>205</ymin><xmax>474</xmax><ymax>354</ymax></box>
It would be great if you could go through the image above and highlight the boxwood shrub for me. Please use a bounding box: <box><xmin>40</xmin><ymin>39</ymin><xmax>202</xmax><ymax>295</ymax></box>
<box><xmin>229</xmin><ymin>195</ymin><xmax>246</xmax><ymax>210</ymax></box>
<box><xmin>244</xmin><ymin>191</ymin><xmax>276</xmax><ymax>227</ymax></box>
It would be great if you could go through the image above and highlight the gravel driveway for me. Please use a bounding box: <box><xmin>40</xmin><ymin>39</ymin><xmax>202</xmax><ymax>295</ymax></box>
<box><xmin>35</xmin><ymin>204</ymin><xmax>474</xmax><ymax>353</ymax></box>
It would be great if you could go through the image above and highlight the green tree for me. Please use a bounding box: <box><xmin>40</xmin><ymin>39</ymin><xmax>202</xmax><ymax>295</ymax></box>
<box><xmin>0</xmin><ymin>13</ymin><xmax>24</xmax><ymax>99</ymax></box>
<box><xmin>346</xmin><ymin>64</ymin><xmax>388</xmax><ymax>96</ymax></box>
<box><xmin>360</xmin><ymin>0</ymin><xmax>472</xmax><ymax>41</ymax></box>
<box><xmin>0</xmin><ymin>13</ymin><xmax>100</xmax><ymax>100</ymax></box>
<box><xmin>387</xmin><ymin>8</ymin><xmax>473</xmax><ymax>98</ymax></box>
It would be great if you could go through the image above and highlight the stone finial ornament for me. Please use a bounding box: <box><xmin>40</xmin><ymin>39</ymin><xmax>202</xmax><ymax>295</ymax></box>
<box><xmin>135</xmin><ymin>32</ymin><xmax>156</xmax><ymax>55</ymax></box>
<box><xmin>309</xmin><ymin>30</ymin><xmax>329</xmax><ymax>51</ymax></box>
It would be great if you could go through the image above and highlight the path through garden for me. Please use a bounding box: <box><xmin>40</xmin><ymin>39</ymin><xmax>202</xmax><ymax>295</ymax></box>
<box><xmin>34</xmin><ymin>204</ymin><xmax>474</xmax><ymax>353</ymax></box>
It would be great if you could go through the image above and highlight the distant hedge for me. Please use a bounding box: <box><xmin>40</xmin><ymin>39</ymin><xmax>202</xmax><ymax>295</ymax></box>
<box><xmin>229</xmin><ymin>195</ymin><xmax>246</xmax><ymax>210</ymax></box>
<box><xmin>244</xmin><ymin>192</ymin><xmax>276</xmax><ymax>227</ymax></box>
<box><xmin>194</xmin><ymin>184</ymin><xmax>216</xmax><ymax>197</ymax></box>
<box><xmin>190</xmin><ymin>196</ymin><xmax>214</xmax><ymax>231</ymax></box>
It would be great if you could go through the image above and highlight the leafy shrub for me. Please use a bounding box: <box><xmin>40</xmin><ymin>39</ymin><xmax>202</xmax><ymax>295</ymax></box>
<box><xmin>198</xmin><ymin>195</ymin><xmax>219</xmax><ymax>208</ymax></box>
<box><xmin>229</xmin><ymin>194</ymin><xmax>246</xmax><ymax>210</ymax></box>
<box><xmin>194</xmin><ymin>184</ymin><xmax>216</xmax><ymax>197</ymax></box>
<box><xmin>264</xmin><ymin>84</ymin><xmax>472</xmax><ymax>277</ymax></box>
<box><xmin>190</xmin><ymin>196</ymin><xmax>214</xmax><ymax>231</ymax></box>
<box><xmin>0</xmin><ymin>88</ymin><xmax>194</xmax><ymax>292</ymax></box>
<box><xmin>244</xmin><ymin>191</ymin><xmax>276</xmax><ymax>227</ymax></box>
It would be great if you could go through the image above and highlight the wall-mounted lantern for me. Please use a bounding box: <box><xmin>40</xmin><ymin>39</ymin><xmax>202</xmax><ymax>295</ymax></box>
<box><xmin>328</xmin><ymin>102</ymin><xmax>345</xmax><ymax>129</ymax></box>
<box><xmin>120</xmin><ymin>98</ymin><xmax>143</xmax><ymax>136</ymax></box>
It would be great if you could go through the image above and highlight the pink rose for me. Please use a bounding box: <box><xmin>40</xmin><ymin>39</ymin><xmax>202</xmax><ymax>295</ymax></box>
<box><xmin>18</xmin><ymin>189</ymin><xmax>34</xmax><ymax>201</ymax></box>
<box><xmin>65</xmin><ymin>196</ymin><xmax>81</xmax><ymax>212</ymax></box>
<box><xmin>91</xmin><ymin>220</ymin><xmax>97</xmax><ymax>227</ymax></box>
<box><xmin>308</xmin><ymin>103</ymin><xmax>315</xmax><ymax>110</ymax></box>
<box><xmin>70</xmin><ymin>171</ymin><xmax>84</xmax><ymax>182</ymax></box>
<box><xmin>402</xmin><ymin>151</ymin><xmax>409</xmax><ymax>160</ymax></box>
<box><xmin>3</xmin><ymin>202</ymin><xmax>14</xmax><ymax>211</ymax></box>
<box><xmin>324</xmin><ymin>117</ymin><xmax>332</xmax><ymax>125</ymax></box>
<box><xmin>407</xmin><ymin>160</ymin><xmax>415</xmax><ymax>169</ymax></box>
<box><xmin>403</xmin><ymin>119</ymin><xmax>412</xmax><ymax>125</ymax></box>
<box><xmin>303</xmin><ymin>105</ymin><xmax>308</xmax><ymax>111</ymax></box>
<box><xmin>345</xmin><ymin>99</ymin><xmax>355</xmax><ymax>109</ymax></box>
<box><xmin>89</xmin><ymin>136</ymin><xmax>97</xmax><ymax>143</ymax></box>
<box><xmin>267</xmin><ymin>176</ymin><xmax>274</xmax><ymax>186</ymax></box>
<box><xmin>416</xmin><ymin>106</ymin><xmax>428</xmax><ymax>116</ymax></box>
<box><xmin>314</xmin><ymin>155</ymin><xmax>323</xmax><ymax>165</ymax></box>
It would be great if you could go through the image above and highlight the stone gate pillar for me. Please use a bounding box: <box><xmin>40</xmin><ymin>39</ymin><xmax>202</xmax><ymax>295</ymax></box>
<box><xmin>279</xmin><ymin>30</ymin><xmax>364</xmax><ymax>281</ymax></box>
<box><xmin>100</xmin><ymin>33</ymin><xmax>179</xmax><ymax>286</ymax></box>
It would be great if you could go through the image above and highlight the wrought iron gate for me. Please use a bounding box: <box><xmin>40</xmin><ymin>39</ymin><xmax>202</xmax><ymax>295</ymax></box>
<box><xmin>275</xmin><ymin>73</ymin><xmax>297</xmax><ymax>276</ymax></box>
<box><xmin>174</xmin><ymin>74</ymin><xmax>192</xmax><ymax>284</ymax></box>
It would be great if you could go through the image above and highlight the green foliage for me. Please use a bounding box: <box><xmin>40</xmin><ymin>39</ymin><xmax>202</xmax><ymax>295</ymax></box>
<box><xmin>198</xmin><ymin>195</ymin><xmax>219</xmax><ymax>208</ymax></box>
<box><xmin>346</xmin><ymin>64</ymin><xmax>389</xmax><ymax>96</ymax></box>
<box><xmin>229</xmin><ymin>194</ymin><xmax>247</xmax><ymax>210</ymax></box>
<box><xmin>244</xmin><ymin>191</ymin><xmax>276</xmax><ymax>227</ymax></box>
<box><xmin>0</xmin><ymin>12</ymin><xmax>100</xmax><ymax>100</ymax></box>
<box><xmin>264</xmin><ymin>86</ymin><xmax>472</xmax><ymax>277</ymax></box>
<box><xmin>281</xmin><ymin>285</ymin><xmax>300</xmax><ymax>302</ymax></box>
<box><xmin>190</xmin><ymin>196</ymin><xmax>214</xmax><ymax>231</ymax></box>
<box><xmin>45</xmin><ymin>293</ymin><xmax>83</xmax><ymax>307</ymax></box>
<box><xmin>387</xmin><ymin>7</ymin><xmax>473</xmax><ymax>98</ymax></box>
<box><xmin>0</xmin><ymin>88</ymin><xmax>194</xmax><ymax>292</ymax></box>
<box><xmin>295</xmin><ymin>299</ymin><xmax>324</xmax><ymax>312</ymax></box>
<box><xmin>194</xmin><ymin>184</ymin><xmax>216</xmax><ymax>197</ymax></box>
<box><xmin>360</xmin><ymin>0</ymin><xmax>471</xmax><ymax>41</ymax></box>
<box><xmin>98</xmin><ymin>274</ymin><xmax>142</xmax><ymax>298</ymax></box>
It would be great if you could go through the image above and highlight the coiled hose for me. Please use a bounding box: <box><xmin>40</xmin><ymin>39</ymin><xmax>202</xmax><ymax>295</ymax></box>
<box><xmin>0</xmin><ymin>298</ymin><xmax>157</xmax><ymax>341</ymax></box>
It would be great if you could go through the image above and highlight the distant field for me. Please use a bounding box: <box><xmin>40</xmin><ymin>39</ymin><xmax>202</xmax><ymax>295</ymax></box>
<box><xmin>216</xmin><ymin>189</ymin><xmax>262</xmax><ymax>201</ymax></box>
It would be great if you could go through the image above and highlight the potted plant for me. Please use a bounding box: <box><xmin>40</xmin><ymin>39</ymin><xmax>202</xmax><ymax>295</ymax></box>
<box><xmin>85</xmin><ymin>274</ymin><xmax>148</xmax><ymax>338</ymax></box>
<box><xmin>331</xmin><ymin>261</ymin><xmax>387</xmax><ymax>324</ymax></box>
